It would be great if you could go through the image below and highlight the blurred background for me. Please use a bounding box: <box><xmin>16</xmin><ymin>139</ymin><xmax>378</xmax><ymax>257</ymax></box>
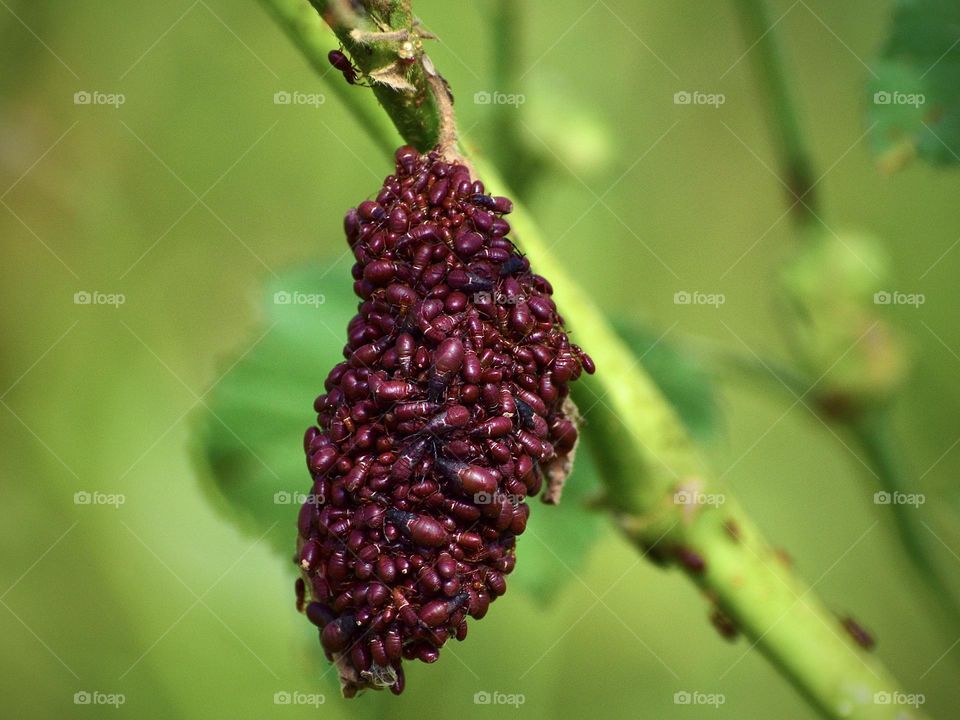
<box><xmin>2</xmin><ymin>0</ymin><xmax>959</xmax><ymax>718</ymax></box>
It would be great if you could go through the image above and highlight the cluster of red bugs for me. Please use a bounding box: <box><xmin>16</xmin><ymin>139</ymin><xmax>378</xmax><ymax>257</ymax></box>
<box><xmin>295</xmin><ymin>144</ymin><xmax>593</xmax><ymax>695</ymax></box>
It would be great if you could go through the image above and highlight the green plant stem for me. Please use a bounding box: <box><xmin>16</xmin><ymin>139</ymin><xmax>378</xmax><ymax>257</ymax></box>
<box><xmin>474</xmin><ymin>158</ymin><xmax>926</xmax><ymax>719</ymax></box>
<box><xmin>851</xmin><ymin>412</ymin><xmax>934</xmax><ymax>573</ymax></box>
<box><xmin>850</xmin><ymin>411</ymin><xmax>960</xmax><ymax>632</ymax></box>
<box><xmin>306</xmin><ymin>0</ymin><xmax>441</xmax><ymax>150</ymax></box>
<box><xmin>732</xmin><ymin>0</ymin><xmax>818</xmax><ymax>226</ymax></box>
<box><xmin>259</xmin><ymin>1</ymin><xmax>931</xmax><ymax>716</ymax></box>
<box><xmin>733</xmin><ymin>0</ymin><xmax>960</xmax><ymax>639</ymax></box>
<box><xmin>699</xmin><ymin>322</ymin><xmax>960</xmax><ymax>636</ymax></box>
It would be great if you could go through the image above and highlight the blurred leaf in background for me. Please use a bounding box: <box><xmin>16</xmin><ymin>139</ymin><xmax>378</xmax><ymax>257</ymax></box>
<box><xmin>614</xmin><ymin>321</ymin><xmax>720</xmax><ymax>444</ymax></box>
<box><xmin>869</xmin><ymin>0</ymin><xmax>960</xmax><ymax>172</ymax></box>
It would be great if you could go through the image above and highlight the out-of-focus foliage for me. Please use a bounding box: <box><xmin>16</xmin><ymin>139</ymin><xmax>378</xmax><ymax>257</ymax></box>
<box><xmin>869</xmin><ymin>0</ymin><xmax>960</xmax><ymax>171</ymax></box>
<box><xmin>614</xmin><ymin>322</ymin><xmax>720</xmax><ymax>443</ymax></box>
<box><xmin>778</xmin><ymin>230</ymin><xmax>908</xmax><ymax>407</ymax></box>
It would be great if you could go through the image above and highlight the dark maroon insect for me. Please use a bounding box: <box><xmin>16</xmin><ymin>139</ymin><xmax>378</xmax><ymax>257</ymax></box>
<box><xmin>386</xmin><ymin>509</ymin><xmax>449</xmax><ymax>547</ymax></box>
<box><xmin>328</xmin><ymin>48</ymin><xmax>361</xmax><ymax>85</ymax></box>
<box><xmin>676</xmin><ymin>547</ymin><xmax>706</xmax><ymax>574</ymax></box>
<box><xmin>709</xmin><ymin>607</ymin><xmax>738</xmax><ymax>641</ymax></box>
<box><xmin>841</xmin><ymin>616</ymin><xmax>875</xmax><ymax>651</ymax></box>
<box><xmin>295</xmin><ymin>145</ymin><xmax>593</xmax><ymax>696</ymax></box>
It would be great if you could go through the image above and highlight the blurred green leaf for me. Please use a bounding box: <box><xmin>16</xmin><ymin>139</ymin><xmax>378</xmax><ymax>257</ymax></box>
<box><xmin>513</xmin><ymin>439</ymin><xmax>604</xmax><ymax>603</ymax></box>
<box><xmin>613</xmin><ymin>322</ymin><xmax>719</xmax><ymax>443</ymax></box>
<box><xmin>778</xmin><ymin>229</ymin><xmax>907</xmax><ymax>405</ymax></box>
<box><xmin>196</xmin><ymin>261</ymin><xmax>357</xmax><ymax>558</ymax></box>
<box><xmin>869</xmin><ymin>0</ymin><xmax>960</xmax><ymax>171</ymax></box>
<box><xmin>196</xmin><ymin>260</ymin><xmax>606</xmax><ymax>604</ymax></box>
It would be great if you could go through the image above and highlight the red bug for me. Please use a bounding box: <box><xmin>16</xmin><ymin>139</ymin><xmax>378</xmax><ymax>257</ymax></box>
<box><xmin>328</xmin><ymin>49</ymin><xmax>363</xmax><ymax>86</ymax></box>
<box><xmin>841</xmin><ymin>616</ymin><xmax>875</xmax><ymax>651</ymax></box>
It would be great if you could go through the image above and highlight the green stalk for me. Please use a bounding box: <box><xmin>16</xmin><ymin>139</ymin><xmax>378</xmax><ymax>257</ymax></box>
<box><xmin>257</xmin><ymin>1</ymin><xmax>931</xmax><ymax>716</ymax></box>
<box><xmin>307</xmin><ymin>0</ymin><xmax>440</xmax><ymax>150</ymax></box>
<box><xmin>732</xmin><ymin>0</ymin><xmax>818</xmax><ymax>225</ymax></box>
<box><xmin>850</xmin><ymin>411</ymin><xmax>960</xmax><ymax>633</ymax></box>
<box><xmin>733</xmin><ymin>0</ymin><xmax>960</xmax><ymax>637</ymax></box>
<box><xmin>475</xmin><ymin>160</ymin><xmax>923</xmax><ymax>718</ymax></box>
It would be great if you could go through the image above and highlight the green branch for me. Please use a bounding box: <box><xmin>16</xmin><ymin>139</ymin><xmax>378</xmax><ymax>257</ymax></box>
<box><xmin>850</xmin><ymin>411</ymin><xmax>960</xmax><ymax>633</ymax></box>
<box><xmin>733</xmin><ymin>0</ymin><xmax>960</xmax><ymax>639</ymax></box>
<box><xmin>307</xmin><ymin>0</ymin><xmax>440</xmax><ymax>150</ymax></box>
<box><xmin>257</xmin><ymin>1</ymin><xmax>931</xmax><ymax>716</ymax></box>
<box><xmin>474</xmin><ymin>157</ymin><xmax>928</xmax><ymax>719</ymax></box>
<box><xmin>732</xmin><ymin>0</ymin><xmax>818</xmax><ymax>225</ymax></box>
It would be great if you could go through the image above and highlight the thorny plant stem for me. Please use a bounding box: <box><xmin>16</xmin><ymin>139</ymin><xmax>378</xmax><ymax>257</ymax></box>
<box><xmin>307</xmin><ymin>0</ymin><xmax>441</xmax><ymax>150</ymax></box>
<box><xmin>259</xmin><ymin>0</ymin><xmax>931</xmax><ymax>717</ymax></box>
<box><xmin>733</xmin><ymin>0</ymin><xmax>960</xmax><ymax>638</ymax></box>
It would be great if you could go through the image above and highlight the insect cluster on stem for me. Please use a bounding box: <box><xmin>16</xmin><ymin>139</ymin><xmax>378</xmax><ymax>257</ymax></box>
<box><xmin>295</xmin><ymin>145</ymin><xmax>594</xmax><ymax>696</ymax></box>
